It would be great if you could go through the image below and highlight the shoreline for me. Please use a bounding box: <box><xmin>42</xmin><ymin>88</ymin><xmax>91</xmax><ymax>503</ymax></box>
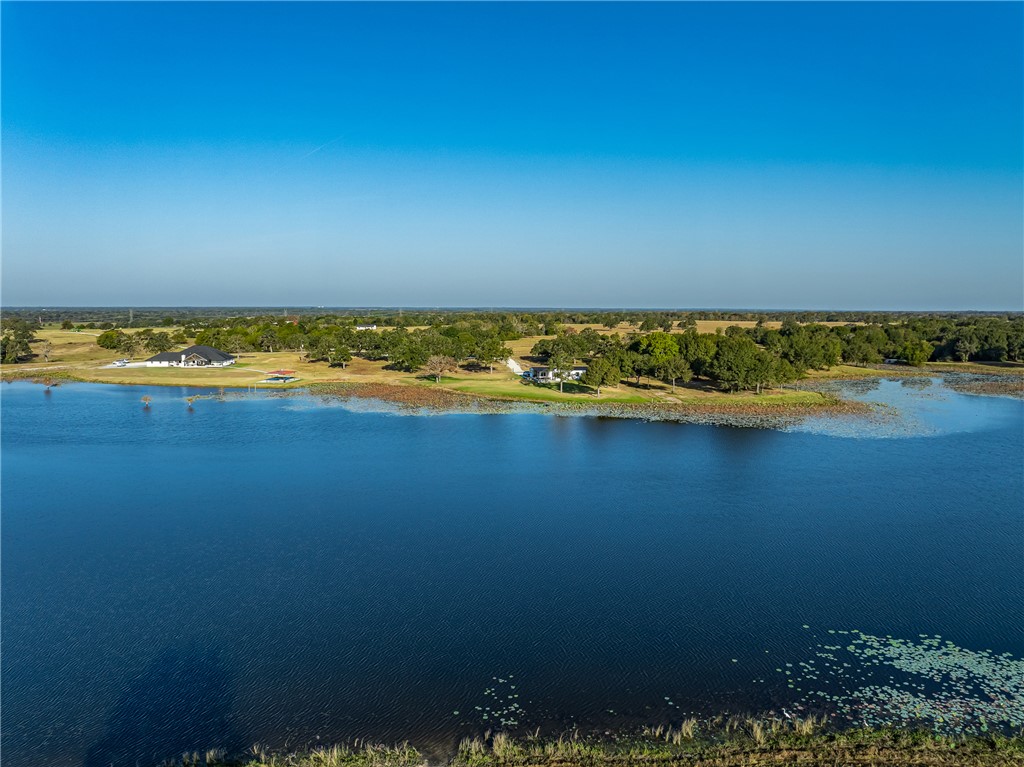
<box><xmin>6</xmin><ymin>366</ymin><xmax>1021</xmax><ymax>429</ymax></box>
<box><xmin>305</xmin><ymin>381</ymin><xmax>876</xmax><ymax>428</ymax></box>
<box><xmin>132</xmin><ymin>721</ymin><xmax>1024</xmax><ymax>767</ymax></box>
<box><xmin>3</xmin><ymin>372</ymin><xmax>878</xmax><ymax>428</ymax></box>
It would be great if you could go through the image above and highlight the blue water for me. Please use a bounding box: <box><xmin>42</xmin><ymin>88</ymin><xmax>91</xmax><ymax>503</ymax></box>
<box><xmin>2</xmin><ymin>380</ymin><xmax>1022</xmax><ymax>766</ymax></box>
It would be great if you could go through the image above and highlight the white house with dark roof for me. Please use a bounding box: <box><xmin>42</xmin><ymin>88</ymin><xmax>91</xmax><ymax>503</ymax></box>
<box><xmin>146</xmin><ymin>345</ymin><xmax>236</xmax><ymax>367</ymax></box>
<box><xmin>524</xmin><ymin>365</ymin><xmax>587</xmax><ymax>382</ymax></box>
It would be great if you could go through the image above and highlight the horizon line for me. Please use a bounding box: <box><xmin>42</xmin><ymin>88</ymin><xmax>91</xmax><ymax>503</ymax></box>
<box><xmin>4</xmin><ymin>305</ymin><xmax>1022</xmax><ymax>314</ymax></box>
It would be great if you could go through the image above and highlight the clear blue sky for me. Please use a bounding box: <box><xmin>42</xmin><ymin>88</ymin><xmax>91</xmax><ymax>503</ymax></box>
<box><xmin>2</xmin><ymin>2</ymin><xmax>1021</xmax><ymax>310</ymax></box>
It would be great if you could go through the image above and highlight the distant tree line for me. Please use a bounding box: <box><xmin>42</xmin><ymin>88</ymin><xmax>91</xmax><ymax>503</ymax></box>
<box><xmin>10</xmin><ymin>306</ymin><xmax>1022</xmax><ymax>331</ymax></box>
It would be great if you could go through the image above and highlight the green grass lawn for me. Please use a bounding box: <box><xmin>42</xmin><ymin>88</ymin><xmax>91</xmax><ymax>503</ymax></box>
<box><xmin>430</xmin><ymin>373</ymin><xmax>830</xmax><ymax>408</ymax></box>
<box><xmin>435</xmin><ymin>374</ymin><xmax>653</xmax><ymax>403</ymax></box>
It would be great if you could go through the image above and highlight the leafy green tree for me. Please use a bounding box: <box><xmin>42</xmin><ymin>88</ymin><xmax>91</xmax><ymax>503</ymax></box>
<box><xmin>901</xmin><ymin>340</ymin><xmax>933</xmax><ymax>367</ymax></box>
<box><xmin>96</xmin><ymin>330</ymin><xmax>127</xmax><ymax>350</ymax></box>
<box><xmin>620</xmin><ymin>350</ymin><xmax>648</xmax><ymax>384</ymax></box>
<box><xmin>61</xmin><ymin>320</ymin><xmax>74</xmax><ymax>330</ymax></box>
<box><xmin>707</xmin><ymin>336</ymin><xmax>762</xmax><ymax>392</ymax></box>
<box><xmin>637</xmin><ymin>332</ymin><xmax>680</xmax><ymax>369</ymax></box>
<box><xmin>475</xmin><ymin>336</ymin><xmax>511</xmax><ymax>373</ymax></box>
<box><xmin>953</xmin><ymin>333</ymin><xmax>979</xmax><ymax>362</ymax></box>
<box><xmin>676</xmin><ymin>333</ymin><xmax>718</xmax><ymax>376</ymax></box>
<box><xmin>117</xmin><ymin>333</ymin><xmax>144</xmax><ymax>358</ymax></box>
<box><xmin>0</xmin><ymin>330</ymin><xmax>33</xmax><ymax>363</ymax></box>
<box><xmin>258</xmin><ymin>331</ymin><xmax>278</xmax><ymax>353</ymax></box>
<box><xmin>145</xmin><ymin>332</ymin><xmax>174</xmax><ymax>354</ymax></box>
<box><xmin>332</xmin><ymin>346</ymin><xmax>353</xmax><ymax>368</ymax></box>
<box><xmin>390</xmin><ymin>338</ymin><xmax>429</xmax><ymax>372</ymax></box>
<box><xmin>657</xmin><ymin>355</ymin><xmax>692</xmax><ymax>391</ymax></box>
<box><xmin>580</xmin><ymin>357</ymin><xmax>620</xmax><ymax>395</ymax></box>
<box><xmin>547</xmin><ymin>349</ymin><xmax>575</xmax><ymax>393</ymax></box>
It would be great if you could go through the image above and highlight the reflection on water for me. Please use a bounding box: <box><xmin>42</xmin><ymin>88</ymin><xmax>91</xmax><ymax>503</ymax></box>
<box><xmin>1</xmin><ymin>380</ymin><xmax>1021</xmax><ymax>766</ymax></box>
<box><xmin>84</xmin><ymin>644</ymin><xmax>238</xmax><ymax>767</ymax></box>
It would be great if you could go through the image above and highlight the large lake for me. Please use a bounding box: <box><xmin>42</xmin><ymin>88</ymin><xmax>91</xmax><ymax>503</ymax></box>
<box><xmin>2</xmin><ymin>379</ymin><xmax>1022</xmax><ymax>766</ymax></box>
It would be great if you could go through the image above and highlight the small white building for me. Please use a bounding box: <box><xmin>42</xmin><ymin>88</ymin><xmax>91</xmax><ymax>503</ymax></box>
<box><xmin>524</xmin><ymin>365</ymin><xmax>587</xmax><ymax>382</ymax></box>
<box><xmin>356</xmin><ymin>324</ymin><xmax>377</xmax><ymax>331</ymax></box>
<box><xmin>146</xmin><ymin>345</ymin><xmax>236</xmax><ymax>367</ymax></box>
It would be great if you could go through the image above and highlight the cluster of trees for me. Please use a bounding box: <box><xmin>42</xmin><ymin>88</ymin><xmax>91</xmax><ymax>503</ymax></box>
<box><xmin>530</xmin><ymin>315</ymin><xmax>1024</xmax><ymax>394</ymax></box>
<box><xmin>192</xmin><ymin>318</ymin><xmax>515</xmax><ymax>375</ymax></box>
<box><xmin>740</xmin><ymin>316</ymin><xmax>1024</xmax><ymax>367</ymax></box>
<box><xmin>1</xmin><ymin>318</ymin><xmax>39</xmax><ymax>363</ymax></box>
<box><xmin>96</xmin><ymin>328</ymin><xmax>188</xmax><ymax>357</ymax></box>
<box><xmin>533</xmin><ymin>328</ymin><xmax>798</xmax><ymax>394</ymax></box>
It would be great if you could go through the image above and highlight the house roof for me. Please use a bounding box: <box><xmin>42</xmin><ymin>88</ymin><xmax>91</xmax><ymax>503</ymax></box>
<box><xmin>146</xmin><ymin>345</ymin><xmax>234</xmax><ymax>363</ymax></box>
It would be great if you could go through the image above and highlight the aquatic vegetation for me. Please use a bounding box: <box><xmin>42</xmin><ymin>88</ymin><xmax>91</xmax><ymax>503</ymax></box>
<box><xmin>466</xmin><ymin>675</ymin><xmax>525</xmax><ymax>728</ymax></box>
<box><xmin>784</xmin><ymin>629</ymin><xmax>1024</xmax><ymax>735</ymax></box>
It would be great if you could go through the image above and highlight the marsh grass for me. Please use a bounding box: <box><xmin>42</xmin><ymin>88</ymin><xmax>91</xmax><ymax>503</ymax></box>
<box><xmin>168</xmin><ymin>721</ymin><xmax>1024</xmax><ymax>767</ymax></box>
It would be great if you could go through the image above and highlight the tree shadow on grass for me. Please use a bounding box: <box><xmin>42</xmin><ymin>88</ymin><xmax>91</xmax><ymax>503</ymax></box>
<box><xmin>84</xmin><ymin>642</ymin><xmax>240</xmax><ymax>767</ymax></box>
<box><xmin>520</xmin><ymin>378</ymin><xmax>593</xmax><ymax>395</ymax></box>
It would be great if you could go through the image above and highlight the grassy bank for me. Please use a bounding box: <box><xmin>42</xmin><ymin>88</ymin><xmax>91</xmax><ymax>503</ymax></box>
<box><xmin>171</xmin><ymin>722</ymin><xmax>1024</xmax><ymax>767</ymax></box>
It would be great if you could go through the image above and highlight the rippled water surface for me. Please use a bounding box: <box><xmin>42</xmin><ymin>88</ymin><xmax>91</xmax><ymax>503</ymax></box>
<box><xmin>2</xmin><ymin>380</ymin><xmax>1022</xmax><ymax>766</ymax></box>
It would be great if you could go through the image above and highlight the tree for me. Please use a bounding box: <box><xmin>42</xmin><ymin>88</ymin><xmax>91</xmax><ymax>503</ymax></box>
<box><xmin>258</xmin><ymin>331</ymin><xmax>277</xmax><ymax>353</ymax></box>
<box><xmin>475</xmin><ymin>336</ymin><xmax>511</xmax><ymax>373</ymax></box>
<box><xmin>676</xmin><ymin>332</ymin><xmax>718</xmax><ymax>376</ymax></box>
<box><xmin>901</xmin><ymin>340</ymin><xmax>933</xmax><ymax>367</ymax></box>
<box><xmin>141</xmin><ymin>395</ymin><xmax>152</xmax><ymax>409</ymax></box>
<box><xmin>61</xmin><ymin>320</ymin><xmax>74</xmax><ymax>330</ymax></box>
<box><xmin>658</xmin><ymin>356</ymin><xmax>692</xmax><ymax>391</ymax></box>
<box><xmin>620</xmin><ymin>350</ymin><xmax>647</xmax><ymax>384</ymax></box>
<box><xmin>96</xmin><ymin>329</ymin><xmax>126</xmax><ymax>350</ymax></box>
<box><xmin>547</xmin><ymin>348</ymin><xmax>575</xmax><ymax>393</ymax></box>
<box><xmin>390</xmin><ymin>338</ymin><xmax>430</xmax><ymax>372</ymax></box>
<box><xmin>580</xmin><ymin>357</ymin><xmax>621</xmax><ymax>396</ymax></box>
<box><xmin>707</xmin><ymin>336</ymin><xmax>762</xmax><ymax>392</ymax></box>
<box><xmin>118</xmin><ymin>333</ymin><xmax>144</xmax><ymax>358</ymax></box>
<box><xmin>637</xmin><ymin>332</ymin><xmax>680</xmax><ymax>369</ymax></box>
<box><xmin>41</xmin><ymin>341</ymin><xmax>53</xmax><ymax>362</ymax></box>
<box><xmin>332</xmin><ymin>345</ymin><xmax>352</xmax><ymax>369</ymax></box>
<box><xmin>0</xmin><ymin>322</ymin><xmax>36</xmax><ymax>363</ymax></box>
<box><xmin>145</xmin><ymin>332</ymin><xmax>174</xmax><ymax>354</ymax></box>
<box><xmin>424</xmin><ymin>355</ymin><xmax>457</xmax><ymax>382</ymax></box>
<box><xmin>953</xmin><ymin>334</ymin><xmax>979</xmax><ymax>362</ymax></box>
